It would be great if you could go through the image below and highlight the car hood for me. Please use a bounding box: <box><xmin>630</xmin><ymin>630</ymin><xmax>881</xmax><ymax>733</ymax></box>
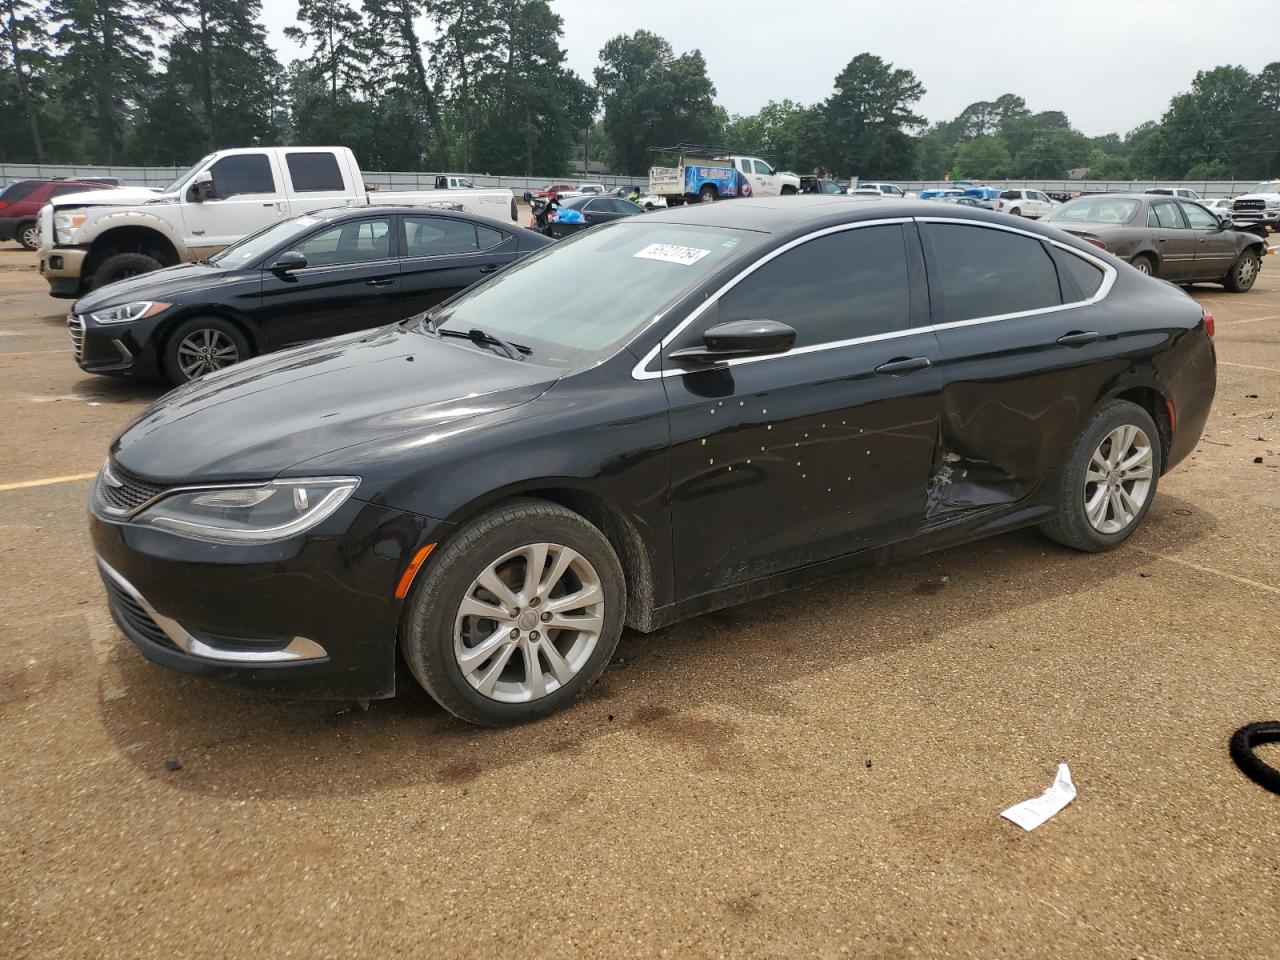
<box><xmin>50</xmin><ymin>186</ymin><xmax>164</xmax><ymax>208</ymax></box>
<box><xmin>111</xmin><ymin>325</ymin><xmax>560</xmax><ymax>483</ymax></box>
<box><xmin>74</xmin><ymin>262</ymin><xmax>243</xmax><ymax>312</ymax></box>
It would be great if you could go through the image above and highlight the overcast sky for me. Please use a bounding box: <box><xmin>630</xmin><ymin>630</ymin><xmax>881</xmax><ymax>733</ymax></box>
<box><xmin>261</xmin><ymin>0</ymin><xmax>1277</xmax><ymax>136</ymax></box>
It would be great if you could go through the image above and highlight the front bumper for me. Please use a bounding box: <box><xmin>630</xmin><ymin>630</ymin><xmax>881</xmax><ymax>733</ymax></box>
<box><xmin>39</xmin><ymin>245</ymin><xmax>89</xmax><ymax>298</ymax></box>
<box><xmin>68</xmin><ymin>311</ymin><xmax>166</xmax><ymax>377</ymax></box>
<box><xmin>90</xmin><ymin>498</ymin><xmax>454</xmax><ymax>700</ymax></box>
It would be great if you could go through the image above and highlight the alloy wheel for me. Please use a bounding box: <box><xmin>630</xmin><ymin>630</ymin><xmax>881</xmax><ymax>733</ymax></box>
<box><xmin>1084</xmin><ymin>424</ymin><xmax>1154</xmax><ymax>534</ymax></box>
<box><xmin>1134</xmin><ymin>259</ymin><xmax>1152</xmax><ymax>275</ymax></box>
<box><xmin>1237</xmin><ymin>255</ymin><xmax>1258</xmax><ymax>287</ymax></box>
<box><xmin>177</xmin><ymin>328</ymin><xmax>240</xmax><ymax>379</ymax></box>
<box><xmin>453</xmin><ymin>542</ymin><xmax>605</xmax><ymax>703</ymax></box>
<box><xmin>19</xmin><ymin>223</ymin><xmax>39</xmax><ymax>250</ymax></box>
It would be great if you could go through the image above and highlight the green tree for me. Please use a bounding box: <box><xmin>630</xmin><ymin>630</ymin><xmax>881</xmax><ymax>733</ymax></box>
<box><xmin>284</xmin><ymin>0</ymin><xmax>364</xmax><ymax>103</ymax></box>
<box><xmin>47</xmin><ymin>0</ymin><xmax>164</xmax><ymax>163</ymax></box>
<box><xmin>1156</xmin><ymin>66</ymin><xmax>1269</xmax><ymax>178</ymax></box>
<box><xmin>594</xmin><ymin>31</ymin><xmax>721</xmax><ymax>176</ymax></box>
<box><xmin>0</xmin><ymin>0</ymin><xmax>49</xmax><ymax>161</ymax></box>
<box><xmin>724</xmin><ymin>99</ymin><xmax>815</xmax><ymax>170</ymax></box>
<box><xmin>953</xmin><ymin>135</ymin><xmax>1010</xmax><ymax>179</ymax></box>
<box><xmin>820</xmin><ymin>53</ymin><xmax>924</xmax><ymax>178</ymax></box>
<box><xmin>1084</xmin><ymin>147</ymin><xmax>1130</xmax><ymax>180</ymax></box>
<box><xmin>426</xmin><ymin>0</ymin><xmax>501</xmax><ymax>170</ymax></box>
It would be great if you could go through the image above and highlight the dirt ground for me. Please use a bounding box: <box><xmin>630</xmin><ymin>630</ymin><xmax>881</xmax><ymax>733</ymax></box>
<box><xmin>1</xmin><ymin>235</ymin><xmax>1278</xmax><ymax>959</ymax></box>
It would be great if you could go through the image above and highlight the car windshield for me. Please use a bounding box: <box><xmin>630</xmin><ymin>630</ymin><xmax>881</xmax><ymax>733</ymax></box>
<box><xmin>426</xmin><ymin>221</ymin><xmax>764</xmax><ymax>366</ymax></box>
<box><xmin>161</xmin><ymin>155</ymin><xmax>213</xmax><ymax>195</ymax></box>
<box><xmin>1247</xmin><ymin>181</ymin><xmax>1280</xmax><ymax>194</ymax></box>
<box><xmin>1046</xmin><ymin>198</ymin><xmax>1139</xmax><ymax>224</ymax></box>
<box><xmin>210</xmin><ymin>214</ymin><xmax>332</xmax><ymax>269</ymax></box>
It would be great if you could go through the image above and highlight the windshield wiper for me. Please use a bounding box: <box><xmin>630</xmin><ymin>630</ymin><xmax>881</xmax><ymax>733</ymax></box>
<box><xmin>436</xmin><ymin>327</ymin><xmax>530</xmax><ymax>361</ymax></box>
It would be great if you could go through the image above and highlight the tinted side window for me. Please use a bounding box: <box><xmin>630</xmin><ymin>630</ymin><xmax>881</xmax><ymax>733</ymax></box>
<box><xmin>209</xmin><ymin>154</ymin><xmax>275</xmax><ymax>197</ymax></box>
<box><xmin>1051</xmin><ymin>247</ymin><xmax>1105</xmax><ymax>302</ymax></box>
<box><xmin>1180</xmin><ymin>202</ymin><xmax>1217</xmax><ymax>229</ymax></box>
<box><xmin>1149</xmin><ymin>201</ymin><xmax>1186</xmax><ymax>230</ymax></box>
<box><xmin>928</xmin><ymin>224</ymin><xmax>1062</xmax><ymax>321</ymax></box>
<box><xmin>0</xmin><ymin>180</ymin><xmax>40</xmax><ymax>202</ymax></box>
<box><xmin>715</xmin><ymin>225</ymin><xmax>913</xmax><ymax>349</ymax></box>
<box><xmin>295</xmin><ymin>218</ymin><xmax>391</xmax><ymax>266</ymax></box>
<box><xmin>403</xmin><ymin>216</ymin><xmax>479</xmax><ymax>257</ymax></box>
<box><xmin>476</xmin><ymin>224</ymin><xmax>505</xmax><ymax>249</ymax></box>
<box><xmin>286</xmin><ymin>152</ymin><xmax>345</xmax><ymax>192</ymax></box>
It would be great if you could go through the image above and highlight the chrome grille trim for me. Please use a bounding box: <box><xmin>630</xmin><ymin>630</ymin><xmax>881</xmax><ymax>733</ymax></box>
<box><xmin>67</xmin><ymin>313</ymin><xmax>85</xmax><ymax>360</ymax></box>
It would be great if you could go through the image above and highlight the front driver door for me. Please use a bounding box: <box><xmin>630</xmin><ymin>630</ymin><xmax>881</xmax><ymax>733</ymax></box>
<box><xmin>662</xmin><ymin>221</ymin><xmax>941</xmax><ymax>599</ymax></box>
<box><xmin>258</xmin><ymin>215</ymin><xmax>401</xmax><ymax>349</ymax></box>
<box><xmin>181</xmin><ymin>152</ymin><xmax>287</xmax><ymax>253</ymax></box>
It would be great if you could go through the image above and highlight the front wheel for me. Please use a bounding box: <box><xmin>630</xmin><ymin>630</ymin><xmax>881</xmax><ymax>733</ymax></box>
<box><xmin>161</xmin><ymin>315</ymin><xmax>251</xmax><ymax>384</ymax></box>
<box><xmin>91</xmin><ymin>252</ymin><xmax>162</xmax><ymax>291</ymax></box>
<box><xmin>1040</xmin><ymin>400</ymin><xmax>1162</xmax><ymax>552</ymax></box>
<box><xmin>1223</xmin><ymin>249</ymin><xmax>1260</xmax><ymax>292</ymax></box>
<box><xmin>781</xmin><ymin>185</ymin><xmax>797</xmax><ymax>195</ymax></box>
<box><xmin>17</xmin><ymin>221</ymin><xmax>39</xmax><ymax>251</ymax></box>
<box><xmin>401</xmin><ymin>498</ymin><xmax>626</xmax><ymax>726</ymax></box>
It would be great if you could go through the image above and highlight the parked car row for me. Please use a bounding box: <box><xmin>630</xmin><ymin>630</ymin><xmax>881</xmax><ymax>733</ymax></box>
<box><xmin>0</xmin><ymin>177</ymin><xmax>118</xmax><ymax>250</ymax></box>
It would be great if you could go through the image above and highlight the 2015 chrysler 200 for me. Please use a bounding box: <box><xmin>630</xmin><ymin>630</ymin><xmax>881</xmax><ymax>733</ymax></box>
<box><xmin>90</xmin><ymin>197</ymin><xmax>1216</xmax><ymax>726</ymax></box>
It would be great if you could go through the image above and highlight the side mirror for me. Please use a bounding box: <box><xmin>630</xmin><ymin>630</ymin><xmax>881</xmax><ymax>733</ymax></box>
<box><xmin>190</xmin><ymin>170</ymin><xmax>216</xmax><ymax>202</ymax></box>
<box><xmin>270</xmin><ymin>250</ymin><xmax>307</xmax><ymax>274</ymax></box>
<box><xmin>669</xmin><ymin>319</ymin><xmax>797</xmax><ymax>365</ymax></box>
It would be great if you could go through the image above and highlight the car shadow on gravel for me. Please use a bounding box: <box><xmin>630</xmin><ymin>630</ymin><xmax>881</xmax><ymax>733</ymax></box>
<box><xmin>68</xmin><ymin>374</ymin><xmax>167</xmax><ymax>405</ymax></box>
<box><xmin>94</xmin><ymin>493</ymin><xmax>1216</xmax><ymax>800</ymax></box>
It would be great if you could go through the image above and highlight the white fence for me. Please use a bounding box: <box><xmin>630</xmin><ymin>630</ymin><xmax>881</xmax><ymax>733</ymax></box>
<box><xmin>0</xmin><ymin>162</ymin><xmax>646</xmax><ymax>193</ymax></box>
<box><xmin>901</xmin><ymin>179</ymin><xmax>1265</xmax><ymax>199</ymax></box>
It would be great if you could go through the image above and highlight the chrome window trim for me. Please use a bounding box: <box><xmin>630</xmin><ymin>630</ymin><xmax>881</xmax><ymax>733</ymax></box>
<box><xmin>285</xmin><ymin>257</ymin><xmax>398</xmax><ymax>277</ymax></box>
<box><xmin>629</xmin><ymin>215</ymin><xmax>1117</xmax><ymax>381</ymax></box>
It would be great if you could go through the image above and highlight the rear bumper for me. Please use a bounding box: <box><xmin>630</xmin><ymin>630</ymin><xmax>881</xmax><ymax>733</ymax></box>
<box><xmin>39</xmin><ymin>245</ymin><xmax>88</xmax><ymax>298</ymax></box>
<box><xmin>0</xmin><ymin>216</ymin><xmax>28</xmax><ymax>241</ymax></box>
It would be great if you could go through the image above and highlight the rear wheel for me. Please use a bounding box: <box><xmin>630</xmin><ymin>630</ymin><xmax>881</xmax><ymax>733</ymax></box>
<box><xmin>699</xmin><ymin>185</ymin><xmax>717</xmax><ymax>204</ymax></box>
<box><xmin>1131</xmin><ymin>253</ymin><xmax>1156</xmax><ymax>277</ymax></box>
<box><xmin>1223</xmin><ymin>249</ymin><xmax>1260</xmax><ymax>292</ymax></box>
<box><xmin>91</xmin><ymin>252</ymin><xmax>162</xmax><ymax>291</ymax></box>
<box><xmin>1009</xmin><ymin>206</ymin><xmax>1022</xmax><ymax>217</ymax></box>
<box><xmin>16</xmin><ymin>221</ymin><xmax>39</xmax><ymax>251</ymax></box>
<box><xmin>161</xmin><ymin>315</ymin><xmax>251</xmax><ymax>384</ymax></box>
<box><xmin>1040</xmin><ymin>400</ymin><xmax>1161</xmax><ymax>552</ymax></box>
<box><xmin>401</xmin><ymin>498</ymin><xmax>625</xmax><ymax>726</ymax></box>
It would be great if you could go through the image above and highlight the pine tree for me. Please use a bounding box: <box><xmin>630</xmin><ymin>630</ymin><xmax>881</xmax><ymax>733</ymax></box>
<box><xmin>425</xmin><ymin>0</ymin><xmax>500</xmax><ymax>170</ymax></box>
<box><xmin>0</xmin><ymin>0</ymin><xmax>49</xmax><ymax>161</ymax></box>
<box><xmin>284</xmin><ymin>0</ymin><xmax>363</xmax><ymax>104</ymax></box>
<box><xmin>47</xmin><ymin>0</ymin><xmax>163</xmax><ymax>163</ymax></box>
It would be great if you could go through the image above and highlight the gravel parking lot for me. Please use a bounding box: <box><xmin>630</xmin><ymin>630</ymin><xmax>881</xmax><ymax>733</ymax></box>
<box><xmin>1</xmin><ymin>238</ymin><xmax>1278</xmax><ymax>958</ymax></box>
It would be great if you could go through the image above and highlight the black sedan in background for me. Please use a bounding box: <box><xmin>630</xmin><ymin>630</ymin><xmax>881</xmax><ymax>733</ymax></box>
<box><xmin>69</xmin><ymin>206</ymin><xmax>549</xmax><ymax>384</ymax></box>
<box><xmin>543</xmin><ymin>194</ymin><xmax>643</xmax><ymax>239</ymax></box>
<box><xmin>1044</xmin><ymin>193</ymin><xmax>1269</xmax><ymax>291</ymax></box>
<box><xmin>91</xmin><ymin>198</ymin><xmax>1215</xmax><ymax>726</ymax></box>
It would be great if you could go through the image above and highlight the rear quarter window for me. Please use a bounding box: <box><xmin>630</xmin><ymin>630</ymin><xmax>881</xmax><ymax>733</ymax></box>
<box><xmin>286</xmin><ymin>152</ymin><xmax>345</xmax><ymax>192</ymax></box>
<box><xmin>927</xmin><ymin>223</ymin><xmax>1062</xmax><ymax>322</ymax></box>
<box><xmin>1050</xmin><ymin>247</ymin><xmax>1106</xmax><ymax>301</ymax></box>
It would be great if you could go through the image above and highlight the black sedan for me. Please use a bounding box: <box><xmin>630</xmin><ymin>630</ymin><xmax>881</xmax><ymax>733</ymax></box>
<box><xmin>543</xmin><ymin>194</ymin><xmax>642</xmax><ymax>239</ymax></box>
<box><xmin>90</xmin><ymin>198</ymin><xmax>1216</xmax><ymax>726</ymax></box>
<box><xmin>1044</xmin><ymin>193</ymin><xmax>1269</xmax><ymax>291</ymax></box>
<box><xmin>69</xmin><ymin>206</ymin><xmax>549</xmax><ymax>384</ymax></box>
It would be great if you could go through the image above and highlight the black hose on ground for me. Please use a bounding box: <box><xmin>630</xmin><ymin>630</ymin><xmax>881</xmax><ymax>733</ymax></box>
<box><xmin>1230</xmin><ymin>722</ymin><xmax>1280</xmax><ymax>795</ymax></box>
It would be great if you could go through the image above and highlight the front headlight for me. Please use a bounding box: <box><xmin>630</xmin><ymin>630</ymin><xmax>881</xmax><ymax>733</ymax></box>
<box><xmin>53</xmin><ymin>211</ymin><xmax>88</xmax><ymax>243</ymax></box>
<box><xmin>134</xmin><ymin>477</ymin><xmax>360</xmax><ymax>543</ymax></box>
<box><xmin>88</xmin><ymin>301</ymin><xmax>171</xmax><ymax>324</ymax></box>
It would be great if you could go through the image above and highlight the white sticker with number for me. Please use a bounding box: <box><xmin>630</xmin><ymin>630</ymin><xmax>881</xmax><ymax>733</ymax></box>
<box><xmin>633</xmin><ymin>243</ymin><xmax>711</xmax><ymax>266</ymax></box>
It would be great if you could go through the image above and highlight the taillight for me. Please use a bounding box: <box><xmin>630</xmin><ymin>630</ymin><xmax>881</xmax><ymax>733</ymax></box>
<box><xmin>0</xmin><ymin>201</ymin><xmax>7</xmax><ymax>209</ymax></box>
<box><xmin>997</xmin><ymin>201</ymin><xmax>1004</xmax><ymax>209</ymax></box>
<box><xmin>1203</xmin><ymin>310</ymin><xmax>1215</xmax><ymax>338</ymax></box>
<box><xmin>1084</xmin><ymin>236</ymin><xmax>1106</xmax><ymax>250</ymax></box>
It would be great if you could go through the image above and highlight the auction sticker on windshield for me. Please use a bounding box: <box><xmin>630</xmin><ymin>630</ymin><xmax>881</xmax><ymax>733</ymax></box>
<box><xmin>633</xmin><ymin>243</ymin><xmax>711</xmax><ymax>266</ymax></box>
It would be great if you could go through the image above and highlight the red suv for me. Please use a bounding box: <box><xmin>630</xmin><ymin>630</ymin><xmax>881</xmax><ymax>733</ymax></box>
<box><xmin>0</xmin><ymin>178</ymin><xmax>116</xmax><ymax>250</ymax></box>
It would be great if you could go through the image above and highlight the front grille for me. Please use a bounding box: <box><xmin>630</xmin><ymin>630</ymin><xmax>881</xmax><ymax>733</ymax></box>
<box><xmin>102</xmin><ymin>575</ymin><xmax>174</xmax><ymax>649</ymax></box>
<box><xmin>1233</xmin><ymin>199</ymin><xmax>1265</xmax><ymax>211</ymax></box>
<box><xmin>98</xmin><ymin>462</ymin><xmax>168</xmax><ymax>515</ymax></box>
<box><xmin>67</xmin><ymin>313</ymin><xmax>85</xmax><ymax>360</ymax></box>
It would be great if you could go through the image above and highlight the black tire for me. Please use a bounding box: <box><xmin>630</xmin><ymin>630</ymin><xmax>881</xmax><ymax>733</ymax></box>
<box><xmin>1131</xmin><ymin>253</ymin><xmax>1156</xmax><ymax>277</ymax></box>
<box><xmin>401</xmin><ymin>498</ymin><xmax>626</xmax><ymax>726</ymax></box>
<box><xmin>1230</xmin><ymin>722</ymin><xmax>1280</xmax><ymax>795</ymax></box>
<box><xmin>1040</xmin><ymin>399</ymin><xmax>1162</xmax><ymax>552</ymax></box>
<box><xmin>699</xmin><ymin>185</ymin><xmax>717</xmax><ymax>204</ymax></box>
<box><xmin>1223</xmin><ymin>249</ymin><xmax>1260</xmax><ymax>293</ymax></box>
<box><xmin>91</xmin><ymin>251</ymin><xmax>162</xmax><ymax>291</ymax></box>
<box><xmin>161</xmin><ymin>315</ymin><xmax>251</xmax><ymax>384</ymax></box>
<box><xmin>1009</xmin><ymin>207</ymin><xmax>1022</xmax><ymax>217</ymax></box>
<box><xmin>16</xmin><ymin>220</ymin><xmax>39</xmax><ymax>251</ymax></box>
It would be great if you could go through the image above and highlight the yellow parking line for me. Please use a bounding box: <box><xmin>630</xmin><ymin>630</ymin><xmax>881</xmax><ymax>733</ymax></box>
<box><xmin>0</xmin><ymin>472</ymin><xmax>97</xmax><ymax>492</ymax></box>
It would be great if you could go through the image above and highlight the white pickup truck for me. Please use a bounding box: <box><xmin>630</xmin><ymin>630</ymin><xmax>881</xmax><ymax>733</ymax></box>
<box><xmin>648</xmin><ymin>150</ymin><xmax>800</xmax><ymax>205</ymax></box>
<box><xmin>38</xmin><ymin>147</ymin><xmax>517</xmax><ymax>297</ymax></box>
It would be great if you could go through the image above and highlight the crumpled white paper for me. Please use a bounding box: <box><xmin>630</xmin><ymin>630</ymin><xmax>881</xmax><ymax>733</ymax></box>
<box><xmin>1000</xmin><ymin>763</ymin><xmax>1076</xmax><ymax>831</ymax></box>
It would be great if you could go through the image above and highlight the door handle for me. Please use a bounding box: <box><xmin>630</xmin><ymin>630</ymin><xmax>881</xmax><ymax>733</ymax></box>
<box><xmin>479</xmin><ymin>264</ymin><xmax>499</xmax><ymax>274</ymax></box>
<box><xmin>366</xmin><ymin>278</ymin><xmax>395</xmax><ymax>287</ymax></box>
<box><xmin>1156</xmin><ymin>237</ymin><xmax>1167</xmax><ymax>242</ymax></box>
<box><xmin>262</xmin><ymin>202</ymin><xmax>274</xmax><ymax>207</ymax></box>
<box><xmin>874</xmin><ymin>356</ymin><xmax>932</xmax><ymax>375</ymax></box>
<box><xmin>1056</xmin><ymin>331</ymin><xmax>1100</xmax><ymax>346</ymax></box>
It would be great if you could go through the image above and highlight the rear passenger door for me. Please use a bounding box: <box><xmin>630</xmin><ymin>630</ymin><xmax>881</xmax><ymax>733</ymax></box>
<box><xmin>1146</xmin><ymin>200</ymin><xmax>1197</xmax><ymax>280</ymax></box>
<box><xmin>397</xmin><ymin>214</ymin><xmax>516</xmax><ymax>316</ymax></box>
<box><xmin>920</xmin><ymin>220</ymin><xmax>1114</xmax><ymax>514</ymax></box>
<box><xmin>281</xmin><ymin>149</ymin><xmax>358</xmax><ymax>215</ymax></box>
<box><xmin>663</xmin><ymin>222</ymin><xmax>942</xmax><ymax>598</ymax></box>
<box><xmin>1180</xmin><ymin>200</ymin><xmax>1236</xmax><ymax>281</ymax></box>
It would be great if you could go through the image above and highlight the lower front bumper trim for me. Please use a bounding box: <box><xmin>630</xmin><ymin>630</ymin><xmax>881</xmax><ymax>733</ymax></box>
<box><xmin>97</xmin><ymin>556</ymin><xmax>328</xmax><ymax>664</ymax></box>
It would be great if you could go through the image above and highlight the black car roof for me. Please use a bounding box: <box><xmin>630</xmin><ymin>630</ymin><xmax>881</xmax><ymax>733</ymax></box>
<box><xmin>295</xmin><ymin>204</ymin><xmax>539</xmax><ymax>236</ymax></box>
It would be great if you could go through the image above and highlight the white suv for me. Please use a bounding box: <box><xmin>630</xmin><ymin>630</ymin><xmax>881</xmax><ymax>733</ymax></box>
<box><xmin>995</xmin><ymin>189</ymin><xmax>1056</xmax><ymax>219</ymax></box>
<box><xmin>850</xmin><ymin>181</ymin><xmax>910</xmax><ymax>199</ymax></box>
